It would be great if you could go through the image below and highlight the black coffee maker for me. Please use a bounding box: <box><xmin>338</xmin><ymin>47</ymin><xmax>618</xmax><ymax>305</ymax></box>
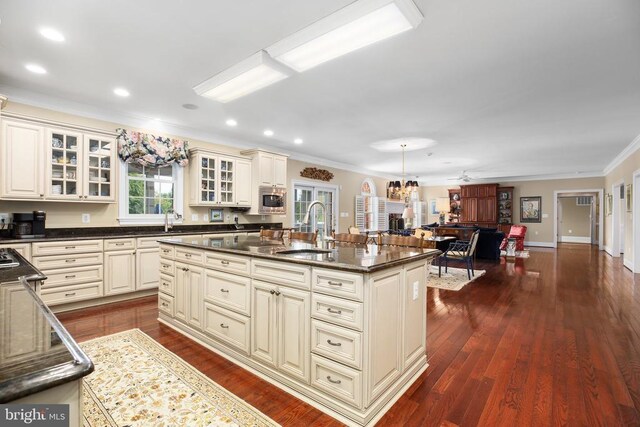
<box><xmin>11</xmin><ymin>211</ymin><xmax>46</xmax><ymax>239</ymax></box>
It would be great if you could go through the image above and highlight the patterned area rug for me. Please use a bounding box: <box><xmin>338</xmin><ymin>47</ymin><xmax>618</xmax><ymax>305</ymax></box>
<box><xmin>80</xmin><ymin>329</ymin><xmax>279</xmax><ymax>427</ymax></box>
<box><xmin>427</xmin><ymin>266</ymin><xmax>486</xmax><ymax>291</ymax></box>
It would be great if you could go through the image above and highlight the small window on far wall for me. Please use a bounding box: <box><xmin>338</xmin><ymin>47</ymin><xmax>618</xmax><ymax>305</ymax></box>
<box><xmin>118</xmin><ymin>162</ymin><xmax>183</xmax><ymax>224</ymax></box>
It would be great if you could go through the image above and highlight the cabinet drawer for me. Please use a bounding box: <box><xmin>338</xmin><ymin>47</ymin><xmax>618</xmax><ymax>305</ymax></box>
<box><xmin>137</xmin><ymin>236</ymin><xmax>161</xmax><ymax>248</ymax></box>
<box><xmin>252</xmin><ymin>259</ymin><xmax>310</xmax><ymax>290</ymax></box>
<box><xmin>203</xmin><ymin>303</ymin><xmax>250</xmax><ymax>354</ymax></box>
<box><xmin>158</xmin><ymin>293</ymin><xmax>174</xmax><ymax>316</ymax></box>
<box><xmin>42</xmin><ymin>265</ymin><xmax>103</xmax><ymax>289</ymax></box>
<box><xmin>311</xmin><ymin>320</ymin><xmax>362</xmax><ymax>369</ymax></box>
<box><xmin>32</xmin><ymin>239</ymin><xmax>103</xmax><ymax>256</ymax></box>
<box><xmin>204</xmin><ymin>252</ymin><xmax>250</xmax><ymax>276</ymax></box>
<box><xmin>32</xmin><ymin>252</ymin><xmax>103</xmax><ymax>270</ymax></box>
<box><xmin>159</xmin><ymin>244</ymin><xmax>174</xmax><ymax>258</ymax></box>
<box><xmin>160</xmin><ymin>259</ymin><xmax>174</xmax><ymax>276</ymax></box>
<box><xmin>311</xmin><ymin>354</ymin><xmax>362</xmax><ymax>408</ymax></box>
<box><xmin>159</xmin><ymin>273</ymin><xmax>175</xmax><ymax>297</ymax></box>
<box><xmin>312</xmin><ymin>268</ymin><xmax>363</xmax><ymax>302</ymax></box>
<box><xmin>311</xmin><ymin>294</ymin><xmax>363</xmax><ymax>331</ymax></box>
<box><xmin>175</xmin><ymin>248</ymin><xmax>203</xmax><ymax>265</ymax></box>
<box><xmin>40</xmin><ymin>282</ymin><xmax>102</xmax><ymax>306</ymax></box>
<box><xmin>204</xmin><ymin>270</ymin><xmax>250</xmax><ymax>316</ymax></box>
<box><xmin>104</xmin><ymin>238</ymin><xmax>136</xmax><ymax>251</ymax></box>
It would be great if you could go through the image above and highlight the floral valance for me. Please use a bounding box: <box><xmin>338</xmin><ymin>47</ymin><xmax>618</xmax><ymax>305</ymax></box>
<box><xmin>116</xmin><ymin>128</ymin><xmax>190</xmax><ymax>167</ymax></box>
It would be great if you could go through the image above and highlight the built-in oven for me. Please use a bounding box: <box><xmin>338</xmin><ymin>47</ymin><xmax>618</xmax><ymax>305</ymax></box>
<box><xmin>258</xmin><ymin>186</ymin><xmax>286</xmax><ymax>215</ymax></box>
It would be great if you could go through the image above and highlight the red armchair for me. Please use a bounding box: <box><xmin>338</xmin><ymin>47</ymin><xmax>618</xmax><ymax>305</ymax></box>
<box><xmin>500</xmin><ymin>225</ymin><xmax>527</xmax><ymax>251</ymax></box>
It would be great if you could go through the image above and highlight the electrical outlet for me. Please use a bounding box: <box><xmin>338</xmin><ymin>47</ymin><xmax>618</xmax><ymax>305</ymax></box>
<box><xmin>412</xmin><ymin>281</ymin><xmax>419</xmax><ymax>300</ymax></box>
<box><xmin>82</xmin><ymin>213</ymin><xmax>90</xmax><ymax>224</ymax></box>
<box><xmin>225</xmin><ymin>214</ymin><xmax>231</xmax><ymax>222</ymax></box>
<box><xmin>203</xmin><ymin>214</ymin><xmax>209</xmax><ymax>222</ymax></box>
<box><xmin>191</xmin><ymin>214</ymin><xmax>199</xmax><ymax>221</ymax></box>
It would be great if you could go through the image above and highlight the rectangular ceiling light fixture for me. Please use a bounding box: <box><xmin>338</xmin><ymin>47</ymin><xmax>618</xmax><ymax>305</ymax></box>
<box><xmin>193</xmin><ymin>50</ymin><xmax>292</xmax><ymax>103</ymax></box>
<box><xmin>267</xmin><ymin>0</ymin><xmax>423</xmax><ymax>72</ymax></box>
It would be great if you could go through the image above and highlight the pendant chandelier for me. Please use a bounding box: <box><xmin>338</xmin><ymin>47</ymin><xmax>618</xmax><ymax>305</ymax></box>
<box><xmin>387</xmin><ymin>144</ymin><xmax>419</xmax><ymax>200</ymax></box>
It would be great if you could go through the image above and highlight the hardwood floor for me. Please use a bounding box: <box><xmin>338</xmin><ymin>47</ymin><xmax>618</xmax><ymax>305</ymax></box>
<box><xmin>58</xmin><ymin>244</ymin><xmax>640</xmax><ymax>426</ymax></box>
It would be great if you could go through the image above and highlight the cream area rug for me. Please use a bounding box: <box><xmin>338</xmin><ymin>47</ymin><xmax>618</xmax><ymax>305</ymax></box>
<box><xmin>427</xmin><ymin>266</ymin><xmax>486</xmax><ymax>291</ymax></box>
<box><xmin>499</xmin><ymin>250</ymin><xmax>530</xmax><ymax>258</ymax></box>
<box><xmin>80</xmin><ymin>329</ymin><xmax>279</xmax><ymax>427</ymax></box>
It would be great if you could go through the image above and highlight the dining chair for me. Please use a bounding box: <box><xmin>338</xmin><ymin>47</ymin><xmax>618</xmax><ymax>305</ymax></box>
<box><xmin>377</xmin><ymin>233</ymin><xmax>424</xmax><ymax>249</ymax></box>
<box><xmin>438</xmin><ymin>230</ymin><xmax>480</xmax><ymax>280</ymax></box>
<box><xmin>332</xmin><ymin>232</ymin><xmax>368</xmax><ymax>245</ymax></box>
<box><xmin>289</xmin><ymin>229</ymin><xmax>318</xmax><ymax>243</ymax></box>
<box><xmin>259</xmin><ymin>228</ymin><xmax>284</xmax><ymax>239</ymax></box>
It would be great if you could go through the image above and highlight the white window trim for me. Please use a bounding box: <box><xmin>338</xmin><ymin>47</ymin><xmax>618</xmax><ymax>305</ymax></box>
<box><xmin>118</xmin><ymin>160</ymin><xmax>184</xmax><ymax>225</ymax></box>
<box><xmin>290</xmin><ymin>178</ymin><xmax>340</xmax><ymax>232</ymax></box>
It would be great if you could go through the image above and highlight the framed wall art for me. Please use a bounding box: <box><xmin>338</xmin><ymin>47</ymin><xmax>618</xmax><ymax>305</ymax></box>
<box><xmin>209</xmin><ymin>208</ymin><xmax>223</xmax><ymax>223</ymax></box>
<box><xmin>520</xmin><ymin>196</ymin><xmax>542</xmax><ymax>223</ymax></box>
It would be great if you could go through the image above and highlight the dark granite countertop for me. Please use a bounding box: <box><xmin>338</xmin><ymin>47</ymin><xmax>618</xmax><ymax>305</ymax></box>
<box><xmin>163</xmin><ymin>235</ymin><xmax>441</xmax><ymax>273</ymax></box>
<box><xmin>0</xmin><ymin>277</ymin><xmax>93</xmax><ymax>403</ymax></box>
<box><xmin>0</xmin><ymin>249</ymin><xmax>46</xmax><ymax>284</ymax></box>
<box><xmin>0</xmin><ymin>223</ymin><xmax>282</xmax><ymax>244</ymax></box>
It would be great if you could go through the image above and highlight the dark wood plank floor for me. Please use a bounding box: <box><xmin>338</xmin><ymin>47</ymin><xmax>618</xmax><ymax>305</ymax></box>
<box><xmin>58</xmin><ymin>244</ymin><xmax>640</xmax><ymax>426</ymax></box>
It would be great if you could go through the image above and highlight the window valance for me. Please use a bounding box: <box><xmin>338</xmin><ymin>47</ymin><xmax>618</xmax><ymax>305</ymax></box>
<box><xmin>116</xmin><ymin>128</ymin><xmax>190</xmax><ymax>167</ymax></box>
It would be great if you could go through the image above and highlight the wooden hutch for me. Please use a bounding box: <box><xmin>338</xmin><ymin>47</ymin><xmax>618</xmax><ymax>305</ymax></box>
<box><xmin>447</xmin><ymin>184</ymin><xmax>514</xmax><ymax>233</ymax></box>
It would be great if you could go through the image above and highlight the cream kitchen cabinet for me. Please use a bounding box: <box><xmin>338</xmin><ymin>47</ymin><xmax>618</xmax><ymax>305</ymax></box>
<box><xmin>240</xmin><ymin>149</ymin><xmax>288</xmax><ymax>214</ymax></box>
<box><xmin>189</xmin><ymin>148</ymin><xmax>251</xmax><ymax>207</ymax></box>
<box><xmin>104</xmin><ymin>248</ymin><xmax>136</xmax><ymax>296</ymax></box>
<box><xmin>251</xmin><ymin>279</ymin><xmax>310</xmax><ymax>384</ymax></box>
<box><xmin>175</xmin><ymin>261</ymin><xmax>204</xmax><ymax>330</ymax></box>
<box><xmin>136</xmin><ymin>247</ymin><xmax>160</xmax><ymax>290</ymax></box>
<box><xmin>0</xmin><ymin>243</ymin><xmax>31</xmax><ymax>262</ymax></box>
<box><xmin>1</xmin><ymin>119</ymin><xmax>45</xmax><ymax>200</ymax></box>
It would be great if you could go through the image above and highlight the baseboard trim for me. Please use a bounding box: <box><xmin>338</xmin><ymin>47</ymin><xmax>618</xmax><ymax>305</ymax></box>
<box><xmin>604</xmin><ymin>245</ymin><xmax>613</xmax><ymax>256</ymax></box>
<box><xmin>524</xmin><ymin>241</ymin><xmax>555</xmax><ymax>248</ymax></box>
<box><xmin>623</xmin><ymin>258</ymin><xmax>634</xmax><ymax>271</ymax></box>
<box><xmin>559</xmin><ymin>236</ymin><xmax>591</xmax><ymax>244</ymax></box>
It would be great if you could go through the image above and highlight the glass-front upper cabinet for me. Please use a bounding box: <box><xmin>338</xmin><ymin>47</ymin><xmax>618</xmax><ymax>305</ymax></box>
<box><xmin>84</xmin><ymin>135</ymin><xmax>114</xmax><ymax>201</ymax></box>
<box><xmin>219</xmin><ymin>158</ymin><xmax>234</xmax><ymax>204</ymax></box>
<box><xmin>200</xmin><ymin>155</ymin><xmax>217</xmax><ymax>204</ymax></box>
<box><xmin>189</xmin><ymin>149</ymin><xmax>245</xmax><ymax>206</ymax></box>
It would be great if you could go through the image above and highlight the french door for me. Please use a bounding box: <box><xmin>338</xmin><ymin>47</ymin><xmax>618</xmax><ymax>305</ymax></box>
<box><xmin>293</xmin><ymin>184</ymin><xmax>337</xmax><ymax>240</ymax></box>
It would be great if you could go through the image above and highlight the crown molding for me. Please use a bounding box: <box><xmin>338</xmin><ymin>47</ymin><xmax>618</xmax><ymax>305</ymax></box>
<box><xmin>603</xmin><ymin>132</ymin><xmax>640</xmax><ymax>176</ymax></box>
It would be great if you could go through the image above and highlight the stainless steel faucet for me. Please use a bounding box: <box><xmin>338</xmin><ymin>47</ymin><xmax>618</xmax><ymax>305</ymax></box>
<box><xmin>164</xmin><ymin>209</ymin><xmax>181</xmax><ymax>232</ymax></box>
<box><xmin>303</xmin><ymin>200</ymin><xmax>330</xmax><ymax>243</ymax></box>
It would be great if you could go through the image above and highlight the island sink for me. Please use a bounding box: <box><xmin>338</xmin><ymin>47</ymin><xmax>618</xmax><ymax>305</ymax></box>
<box><xmin>275</xmin><ymin>248</ymin><xmax>332</xmax><ymax>255</ymax></box>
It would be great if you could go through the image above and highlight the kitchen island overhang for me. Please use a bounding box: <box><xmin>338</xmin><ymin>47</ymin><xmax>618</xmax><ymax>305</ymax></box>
<box><xmin>156</xmin><ymin>235</ymin><xmax>439</xmax><ymax>426</ymax></box>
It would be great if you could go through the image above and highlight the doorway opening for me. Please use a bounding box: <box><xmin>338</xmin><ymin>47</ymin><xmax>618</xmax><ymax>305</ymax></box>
<box><xmin>553</xmin><ymin>189</ymin><xmax>603</xmax><ymax>250</ymax></box>
<box><xmin>611</xmin><ymin>180</ymin><xmax>625</xmax><ymax>257</ymax></box>
<box><xmin>292</xmin><ymin>181</ymin><xmax>338</xmax><ymax>240</ymax></box>
<box><xmin>634</xmin><ymin>170</ymin><xmax>640</xmax><ymax>273</ymax></box>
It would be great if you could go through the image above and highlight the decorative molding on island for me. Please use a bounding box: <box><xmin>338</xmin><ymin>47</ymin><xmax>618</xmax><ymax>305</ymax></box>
<box><xmin>156</xmin><ymin>235</ymin><xmax>439</xmax><ymax>426</ymax></box>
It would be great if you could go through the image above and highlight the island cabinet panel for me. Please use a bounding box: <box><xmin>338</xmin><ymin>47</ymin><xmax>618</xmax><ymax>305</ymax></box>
<box><xmin>311</xmin><ymin>354</ymin><xmax>362</xmax><ymax>408</ymax></box>
<box><xmin>175</xmin><ymin>262</ymin><xmax>204</xmax><ymax>329</ymax></box>
<box><xmin>402</xmin><ymin>262</ymin><xmax>427</xmax><ymax>370</ymax></box>
<box><xmin>159</xmin><ymin>273</ymin><xmax>174</xmax><ymax>297</ymax></box>
<box><xmin>203</xmin><ymin>302</ymin><xmax>250</xmax><ymax>354</ymax></box>
<box><xmin>251</xmin><ymin>281</ymin><xmax>278</xmax><ymax>367</ymax></box>
<box><xmin>204</xmin><ymin>252</ymin><xmax>250</xmax><ymax>276</ymax></box>
<box><xmin>136</xmin><ymin>248</ymin><xmax>160</xmax><ymax>290</ymax></box>
<box><xmin>311</xmin><ymin>319</ymin><xmax>362</xmax><ymax>370</ymax></box>
<box><xmin>0</xmin><ymin>283</ymin><xmax>45</xmax><ymax>364</ymax></box>
<box><xmin>278</xmin><ymin>286</ymin><xmax>310</xmax><ymax>384</ymax></box>
<box><xmin>366</xmin><ymin>268</ymin><xmax>403</xmax><ymax>404</ymax></box>
<box><xmin>251</xmin><ymin>259</ymin><xmax>311</xmax><ymax>290</ymax></box>
<box><xmin>204</xmin><ymin>269</ymin><xmax>250</xmax><ymax>316</ymax></box>
<box><xmin>158</xmin><ymin>292</ymin><xmax>174</xmax><ymax>316</ymax></box>
<box><xmin>311</xmin><ymin>293</ymin><xmax>363</xmax><ymax>331</ymax></box>
<box><xmin>312</xmin><ymin>268</ymin><xmax>364</xmax><ymax>302</ymax></box>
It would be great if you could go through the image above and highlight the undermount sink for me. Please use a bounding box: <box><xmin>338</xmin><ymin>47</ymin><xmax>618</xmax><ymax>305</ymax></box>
<box><xmin>276</xmin><ymin>249</ymin><xmax>332</xmax><ymax>255</ymax></box>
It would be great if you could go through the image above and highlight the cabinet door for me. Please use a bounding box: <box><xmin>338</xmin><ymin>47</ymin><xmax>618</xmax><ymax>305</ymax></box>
<box><xmin>258</xmin><ymin>153</ymin><xmax>274</xmax><ymax>186</ymax></box>
<box><xmin>478</xmin><ymin>197</ymin><xmax>497</xmax><ymax>223</ymax></box>
<box><xmin>219</xmin><ymin>157</ymin><xmax>235</xmax><ymax>205</ymax></box>
<box><xmin>273</xmin><ymin>156</ymin><xmax>287</xmax><ymax>187</ymax></box>
<box><xmin>104</xmin><ymin>250</ymin><xmax>136</xmax><ymax>295</ymax></box>
<box><xmin>402</xmin><ymin>263</ymin><xmax>427</xmax><ymax>369</ymax></box>
<box><xmin>235</xmin><ymin>159</ymin><xmax>252</xmax><ymax>206</ymax></box>
<box><xmin>187</xmin><ymin>265</ymin><xmax>204</xmax><ymax>330</ymax></box>
<box><xmin>47</xmin><ymin>128</ymin><xmax>83</xmax><ymax>200</ymax></box>
<box><xmin>461</xmin><ymin>198</ymin><xmax>478</xmax><ymax>222</ymax></box>
<box><xmin>1</xmin><ymin>120</ymin><xmax>44</xmax><ymax>199</ymax></box>
<box><xmin>0</xmin><ymin>283</ymin><xmax>45</xmax><ymax>364</ymax></box>
<box><xmin>196</xmin><ymin>154</ymin><xmax>218</xmax><ymax>205</ymax></box>
<box><xmin>83</xmin><ymin>135</ymin><xmax>115</xmax><ymax>201</ymax></box>
<box><xmin>251</xmin><ymin>281</ymin><xmax>277</xmax><ymax>367</ymax></box>
<box><xmin>136</xmin><ymin>248</ymin><xmax>160</xmax><ymax>290</ymax></box>
<box><xmin>174</xmin><ymin>262</ymin><xmax>189</xmax><ymax>322</ymax></box>
<box><xmin>278</xmin><ymin>286</ymin><xmax>310</xmax><ymax>383</ymax></box>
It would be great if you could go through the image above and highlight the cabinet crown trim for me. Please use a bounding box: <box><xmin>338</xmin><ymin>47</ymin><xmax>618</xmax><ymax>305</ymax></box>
<box><xmin>2</xmin><ymin>112</ymin><xmax>116</xmax><ymax>137</ymax></box>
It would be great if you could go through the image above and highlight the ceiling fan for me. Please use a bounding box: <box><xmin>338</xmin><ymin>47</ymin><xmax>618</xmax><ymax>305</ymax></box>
<box><xmin>448</xmin><ymin>170</ymin><xmax>475</xmax><ymax>182</ymax></box>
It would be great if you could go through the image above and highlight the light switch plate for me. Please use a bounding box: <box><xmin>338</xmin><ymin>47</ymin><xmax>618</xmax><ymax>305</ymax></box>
<box><xmin>542</xmin><ymin>213</ymin><xmax>549</xmax><ymax>218</ymax></box>
<box><xmin>191</xmin><ymin>214</ymin><xmax>199</xmax><ymax>221</ymax></box>
<box><xmin>203</xmin><ymin>214</ymin><xmax>209</xmax><ymax>222</ymax></box>
<box><xmin>82</xmin><ymin>213</ymin><xmax>90</xmax><ymax>224</ymax></box>
<box><xmin>412</xmin><ymin>281</ymin><xmax>419</xmax><ymax>300</ymax></box>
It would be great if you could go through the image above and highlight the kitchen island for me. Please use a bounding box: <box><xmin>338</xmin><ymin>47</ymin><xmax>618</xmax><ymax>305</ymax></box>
<box><xmin>157</xmin><ymin>235</ymin><xmax>439</xmax><ymax>426</ymax></box>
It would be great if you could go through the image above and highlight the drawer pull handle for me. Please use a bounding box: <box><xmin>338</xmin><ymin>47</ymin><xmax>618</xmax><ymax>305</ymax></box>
<box><xmin>269</xmin><ymin>290</ymin><xmax>275</xmax><ymax>295</ymax></box>
<box><xmin>328</xmin><ymin>281</ymin><xmax>343</xmax><ymax>287</ymax></box>
<box><xmin>221</xmin><ymin>260</ymin><xmax>230</xmax><ymax>265</ymax></box>
<box><xmin>65</xmin><ymin>246</ymin><xmax>76</xmax><ymax>249</ymax></box>
<box><xmin>65</xmin><ymin>275</ymin><xmax>76</xmax><ymax>279</ymax></box>
<box><xmin>326</xmin><ymin>376</ymin><xmax>342</xmax><ymax>385</ymax></box>
<box><xmin>161</xmin><ymin>302</ymin><xmax>168</xmax><ymax>307</ymax></box>
<box><xmin>65</xmin><ymin>292</ymin><xmax>76</xmax><ymax>296</ymax></box>
<box><xmin>162</xmin><ymin>249</ymin><xmax>170</xmax><ymax>253</ymax></box>
<box><xmin>66</xmin><ymin>259</ymin><xmax>76</xmax><ymax>263</ymax></box>
<box><xmin>327</xmin><ymin>308</ymin><xmax>342</xmax><ymax>315</ymax></box>
<box><xmin>162</xmin><ymin>282</ymin><xmax>170</xmax><ymax>287</ymax></box>
<box><xmin>162</xmin><ymin>264</ymin><xmax>169</xmax><ymax>268</ymax></box>
<box><xmin>115</xmin><ymin>242</ymin><xmax>125</xmax><ymax>246</ymax></box>
<box><xmin>185</xmin><ymin>253</ymin><xmax>192</xmax><ymax>258</ymax></box>
<box><xmin>220</xmin><ymin>323</ymin><xmax>229</xmax><ymax>329</ymax></box>
<box><xmin>220</xmin><ymin>288</ymin><xmax>229</xmax><ymax>293</ymax></box>
<box><xmin>182</xmin><ymin>267</ymin><xmax>189</xmax><ymax>272</ymax></box>
<box><xmin>275</xmin><ymin>291</ymin><xmax>281</xmax><ymax>296</ymax></box>
<box><xmin>327</xmin><ymin>339</ymin><xmax>342</xmax><ymax>347</ymax></box>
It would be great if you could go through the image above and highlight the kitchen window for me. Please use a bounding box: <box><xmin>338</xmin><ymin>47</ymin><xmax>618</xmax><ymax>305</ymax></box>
<box><xmin>118</xmin><ymin>162</ymin><xmax>183</xmax><ymax>224</ymax></box>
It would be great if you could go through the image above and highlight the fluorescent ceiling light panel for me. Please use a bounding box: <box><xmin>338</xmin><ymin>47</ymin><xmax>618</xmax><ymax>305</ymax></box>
<box><xmin>267</xmin><ymin>0</ymin><xmax>423</xmax><ymax>72</ymax></box>
<box><xmin>194</xmin><ymin>51</ymin><xmax>292</xmax><ymax>103</ymax></box>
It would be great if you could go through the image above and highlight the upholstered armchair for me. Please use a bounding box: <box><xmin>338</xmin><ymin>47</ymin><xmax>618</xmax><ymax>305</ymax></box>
<box><xmin>500</xmin><ymin>225</ymin><xmax>527</xmax><ymax>251</ymax></box>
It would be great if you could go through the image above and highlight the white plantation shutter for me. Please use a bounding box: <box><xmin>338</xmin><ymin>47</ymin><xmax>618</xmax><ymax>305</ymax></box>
<box><xmin>355</xmin><ymin>195</ymin><xmax>365</xmax><ymax>231</ymax></box>
<box><xmin>374</xmin><ymin>197</ymin><xmax>388</xmax><ymax>231</ymax></box>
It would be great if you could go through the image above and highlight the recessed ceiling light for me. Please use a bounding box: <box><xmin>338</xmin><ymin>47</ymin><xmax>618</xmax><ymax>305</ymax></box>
<box><xmin>182</xmin><ymin>103</ymin><xmax>199</xmax><ymax>110</ymax></box>
<box><xmin>294</xmin><ymin>138</ymin><xmax>303</xmax><ymax>144</ymax></box>
<box><xmin>194</xmin><ymin>51</ymin><xmax>292</xmax><ymax>103</ymax></box>
<box><xmin>25</xmin><ymin>64</ymin><xmax>47</xmax><ymax>74</ymax></box>
<box><xmin>113</xmin><ymin>87</ymin><xmax>130</xmax><ymax>97</ymax></box>
<box><xmin>267</xmin><ymin>0</ymin><xmax>423</xmax><ymax>72</ymax></box>
<box><xmin>263</xmin><ymin>129</ymin><xmax>274</xmax><ymax>137</ymax></box>
<box><xmin>226</xmin><ymin>119</ymin><xmax>238</xmax><ymax>127</ymax></box>
<box><xmin>39</xmin><ymin>27</ymin><xmax>65</xmax><ymax>42</ymax></box>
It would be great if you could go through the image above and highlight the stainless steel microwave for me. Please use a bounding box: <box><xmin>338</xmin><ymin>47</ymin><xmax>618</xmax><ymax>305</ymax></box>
<box><xmin>258</xmin><ymin>186</ymin><xmax>286</xmax><ymax>214</ymax></box>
